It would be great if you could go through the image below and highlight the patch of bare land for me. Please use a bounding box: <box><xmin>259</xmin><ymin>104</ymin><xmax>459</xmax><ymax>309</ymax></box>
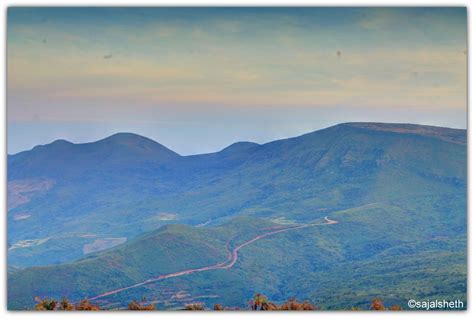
<box><xmin>195</xmin><ymin>219</ymin><xmax>211</xmax><ymax>227</ymax></box>
<box><xmin>9</xmin><ymin>238</ymin><xmax>50</xmax><ymax>251</ymax></box>
<box><xmin>271</xmin><ymin>217</ymin><xmax>297</xmax><ymax>225</ymax></box>
<box><xmin>156</xmin><ymin>213</ymin><xmax>177</xmax><ymax>221</ymax></box>
<box><xmin>171</xmin><ymin>290</ymin><xmax>190</xmax><ymax>300</ymax></box>
<box><xmin>8</xmin><ymin>178</ymin><xmax>55</xmax><ymax>210</ymax></box>
<box><xmin>13</xmin><ymin>213</ymin><xmax>31</xmax><ymax>221</ymax></box>
<box><xmin>83</xmin><ymin>237</ymin><xmax>127</xmax><ymax>254</ymax></box>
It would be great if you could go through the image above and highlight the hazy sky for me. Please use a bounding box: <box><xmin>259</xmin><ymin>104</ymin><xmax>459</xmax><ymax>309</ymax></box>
<box><xmin>7</xmin><ymin>7</ymin><xmax>467</xmax><ymax>155</ymax></box>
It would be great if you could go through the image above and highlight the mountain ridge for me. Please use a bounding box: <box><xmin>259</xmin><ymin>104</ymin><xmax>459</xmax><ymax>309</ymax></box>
<box><xmin>9</xmin><ymin>122</ymin><xmax>466</xmax><ymax>158</ymax></box>
<box><xmin>7</xmin><ymin>121</ymin><xmax>467</xmax><ymax>310</ymax></box>
<box><xmin>7</xmin><ymin>122</ymin><xmax>466</xmax><ymax>269</ymax></box>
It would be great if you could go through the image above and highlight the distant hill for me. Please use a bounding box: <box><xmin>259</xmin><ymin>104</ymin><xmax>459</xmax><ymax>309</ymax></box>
<box><xmin>8</xmin><ymin>132</ymin><xmax>179</xmax><ymax>180</ymax></box>
<box><xmin>7</xmin><ymin>122</ymin><xmax>466</xmax><ymax>310</ymax></box>
<box><xmin>8</xmin><ymin>123</ymin><xmax>466</xmax><ymax>267</ymax></box>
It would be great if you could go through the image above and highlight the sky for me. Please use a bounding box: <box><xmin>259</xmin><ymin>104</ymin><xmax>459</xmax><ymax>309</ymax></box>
<box><xmin>7</xmin><ymin>7</ymin><xmax>467</xmax><ymax>155</ymax></box>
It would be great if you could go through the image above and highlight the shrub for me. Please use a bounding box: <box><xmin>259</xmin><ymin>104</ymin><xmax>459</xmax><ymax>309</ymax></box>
<box><xmin>184</xmin><ymin>303</ymin><xmax>205</xmax><ymax>310</ymax></box>
<box><xmin>34</xmin><ymin>297</ymin><xmax>100</xmax><ymax>311</ymax></box>
<box><xmin>75</xmin><ymin>299</ymin><xmax>100</xmax><ymax>311</ymax></box>
<box><xmin>249</xmin><ymin>294</ymin><xmax>317</xmax><ymax>311</ymax></box>
<box><xmin>34</xmin><ymin>297</ymin><xmax>57</xmax><ymax>311</ymax></box>
<box><xmin>127</xmin><ymin>300</ymin><xmax>155</xmax><ymax>310</ymax></box>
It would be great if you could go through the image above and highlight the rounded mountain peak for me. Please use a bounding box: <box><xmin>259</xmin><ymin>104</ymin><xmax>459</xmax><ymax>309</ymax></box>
<box><xmin>220</xmin><ymin>141</ymin><xmax>260</xmax><ymax>154</ymax></box>
<box><xmin>96</xmin><ymin>132</ymin><xmax>180</xmax><ymax>158</ymax></box>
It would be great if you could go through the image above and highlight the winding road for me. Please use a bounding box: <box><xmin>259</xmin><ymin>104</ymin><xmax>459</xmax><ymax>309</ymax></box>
<box><xmin>87</xmin><ymin>216</ymin><xmax>338</xmax><ymax>301</ymax></box>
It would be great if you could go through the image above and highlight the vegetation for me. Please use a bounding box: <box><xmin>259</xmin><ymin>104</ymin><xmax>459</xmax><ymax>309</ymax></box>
<box><xmin>34</xmin><ymin>297</ymin><xmax>99</xmax><ymax>311</ymax></box>
<box><xmin>183</xmin><ymin>303</ymin><xmax>205</xmax><ymax>310</ymax></box>
<box><xmin>127</xmin><ymin>299</ymin><xmax>155</xmax><ymax>310</ymax></box>
<box><xmin>9</xmin><ymin>203</ymin><xmax>466</xmax><ymax>310</ymax></box>
<box><xmin>33</xmin><ymin>294</ymin><xmax>404</xmax><ymax>311</ymax></box>
<box><xmin>8</xmin><ymin>123</ymin><xmax>466</xmax><ymax>310</ymax></box>
<box><xmin>8</xmin><ymin>123</ymin><xmax>466</xmax><ymax>267</ymax></box>
<box><xmin>249</xmin><ymin>294</ymin><xmax>317</xmax><ymax>310</ymax></box>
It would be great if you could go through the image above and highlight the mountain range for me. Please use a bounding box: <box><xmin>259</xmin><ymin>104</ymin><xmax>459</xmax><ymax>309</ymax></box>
<box><xmin>7</xmin><ymin>122</ymin><xmax>467</xmax><ymax>309</ymax></box>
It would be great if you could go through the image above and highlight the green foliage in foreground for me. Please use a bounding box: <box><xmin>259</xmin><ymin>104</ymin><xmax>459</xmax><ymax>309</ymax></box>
<box><xmin>31</xmin><ymin>293</ymin><xmax>405</xmax><ymax>311</ymax></box>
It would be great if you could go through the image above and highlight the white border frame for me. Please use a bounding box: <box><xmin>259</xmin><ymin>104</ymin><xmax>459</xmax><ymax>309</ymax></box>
<box><xmin>0</xmin><ymin>1</ymin><xmax>470</xmax><ymax>317</ymax></box>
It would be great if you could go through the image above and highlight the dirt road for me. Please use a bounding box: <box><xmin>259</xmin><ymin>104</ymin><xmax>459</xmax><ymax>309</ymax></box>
<box><xmin>88</xmin><ymin>216</ymin><xmax>338</xmax><ymax>301</ymax></box>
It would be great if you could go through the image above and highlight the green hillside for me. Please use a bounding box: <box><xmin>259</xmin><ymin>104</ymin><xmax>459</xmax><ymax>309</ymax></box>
<box><xmin>9</xmin><ymin>194</ymin><xmax>466</xmax><ymax>309</ymax></box>
<box><xmin>7</xmin><ymin>123</ymin><xmax>466</xmax><ymax>310</ymax></box>
<box><xmin>8</xmin><ymin>123</ymin><xmax>466</xmax><ymax>267</ymax></box>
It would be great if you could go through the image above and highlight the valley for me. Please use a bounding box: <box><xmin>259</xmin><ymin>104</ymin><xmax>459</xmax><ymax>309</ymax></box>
<box><xmin>7</xmin><ymin>123</ymin><xmax>467</xmax><ymax>310</ymax></box>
